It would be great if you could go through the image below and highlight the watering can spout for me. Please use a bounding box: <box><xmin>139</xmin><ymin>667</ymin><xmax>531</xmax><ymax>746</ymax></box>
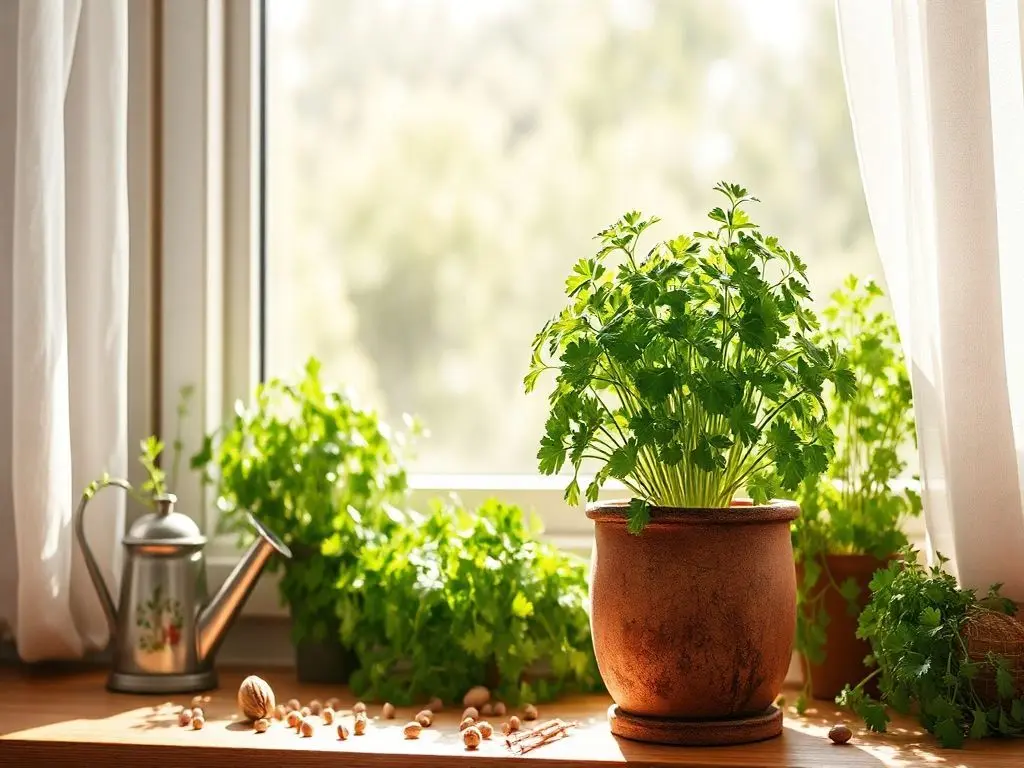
<box><xmin>196</xmin><ymin>514</ymin><xmax>291</xmax><ymax>663</ymax></box>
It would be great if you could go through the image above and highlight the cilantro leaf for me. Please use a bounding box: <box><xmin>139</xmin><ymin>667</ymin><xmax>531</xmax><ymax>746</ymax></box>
<box><xmin>627</xmin><ymin>498</ymin><xmax>651</xmax><ymax>536</ymax></box>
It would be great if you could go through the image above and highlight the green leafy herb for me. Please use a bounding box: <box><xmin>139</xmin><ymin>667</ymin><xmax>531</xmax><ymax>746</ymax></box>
<box><xmin>837</xmin><ymin>550</ymin><xmax>1023</xmax><ymax>748</ymax></box>
<box><xmin>792</xmin><ymin>276</ymin><xmax>921</xmax><ymax>710</ymax></box>
<box><xmin>193</xmin><ymin>358</ymin><xmax>416</xmax><ymax>646</ymax></box>
<box><xmin>339</xmin><ymin>497</ymin><xmax>601</xmax><ymax>705</ymax></box>
<box><xmin>526</xmin><ymin>183</ymin><xmax>852</xmax><ymax>531</ymax></box>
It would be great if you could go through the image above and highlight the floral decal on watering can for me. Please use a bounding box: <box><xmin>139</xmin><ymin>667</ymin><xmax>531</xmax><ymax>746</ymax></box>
<box><xmin>135</xmin><ymin>584</ymin><xmax>184</xmax><ymax>652</ymax></box>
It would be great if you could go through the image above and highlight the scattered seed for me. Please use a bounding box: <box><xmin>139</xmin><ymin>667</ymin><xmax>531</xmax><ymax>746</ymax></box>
<box><xmin>504</xmin><ymin>715</ymin><xmax>521</xmax><ymax>734</ymax></box>
<box><xmin>416</xmin><ymin>709</ymin><xmax>432</xmax><ymax>727</ymax></box>
<box><xmin>192</xmin><ymin>715</ymin><xmax>205</xmax><ymax>730</ymax></box>
<box><xmin>286</xmin><ymin>698</ymin><xmax>301</xmax><ymax>712</ymax></box>
<box><xmin>382</xmin><ymin>702</ymin><xmax>396</xmax><ymax>719</ymax></box>
<box><xmin>829</xmin><ymin>723</ymin><xmax>853</xmax><ymax>745</ymax></box>
<box><xmin>273</xmin><ymin>704</ymin><xmax>287</xmax><ymax>720</ymax></box>
<box><xmin>322</xmin><ymin>706</ymin><xmax>335</xmax><ymax>725</ymax></box>
<box><xmin>427</xmin><ymin>696</ymin><xmax>443</xmax><ymax>712</ymax></box>
<box><xmin>523</xmin><ymin>703</ymin><xmax>538</xmax><ymax>721</ymax></box>
<box><xmin>191</xmin><ymin>706</ymin><xmax>205</xmax><ymax>721</ymax></box>
<box><xmin>254</xmin><ymin>718</ymin><xmax>270</xmax><ymax>733</ymax></box>
<box><xmin>462</xmin><ymin>707</ymin><xmax>479</xmax><ymax>721</ymax></box>
<box><xmin>403</xmin><ymin>721</ymin><xmax>422</xmax><ymax>739</ymax></box>
<box><xmin>353</xmin><ymin>701</ymin><xmax>367</xmax><ymax>715</ymax></box>
<box><xmin>299</xmin><ymin>717</ymin><xmax>315</xmax><ymax>737</ymax></box>
<box><xmin>460</xmin><ymin>716</ymin><xmax>477</xmax><ymax>731</ymax></box>
<box><xmin>354</xmin><ymin>712</ymin><xmax>368</xmax><ymax>735</ymax></box>
<box><xmin>337</xmin><ymin>722</ymin><xmax>350</xmax><ymax>740</ymax></box>
<box><xmin>300</xmin><ymin>706</ymin><xmax>311</xmax><ymax>717</ymax></box>
<box><xmin>326</xmin><ymin>697</ymin><xmax>341</xmax><ymax>710</ymax></box>
<box><xmin>287</xmin><ymin>710</ymin><xmax>302</xmax><ymax>730</ymax></box>
<box><xmin>478</xmin><ymin>721</ymin><xmax>493</xmax><ymax>739</ymax></box>
<box><xmin>462</xmin><ymin>725</ymin><xmax>482</xmax><ymax>750</ymax></box>
<box><xmin>309</xmin><ymin>699</ymin><xmax>323</xmax><ymax>716</ymax></box>
<box><xmin>493</xmin><ymin>702</ymin><xmax>506</xmax><ymax>716</ymax></box>
<box><xmin>178</xmin><ymin>708</ymin><xmax>193</xmax><ymax>727</ymax></box>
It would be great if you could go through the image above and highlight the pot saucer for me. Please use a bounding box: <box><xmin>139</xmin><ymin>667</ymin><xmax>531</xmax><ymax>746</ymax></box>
<box><xmin>608</xmin><ymin>703</ymin><xmax>783</xmax><ymax>746</ymax></box>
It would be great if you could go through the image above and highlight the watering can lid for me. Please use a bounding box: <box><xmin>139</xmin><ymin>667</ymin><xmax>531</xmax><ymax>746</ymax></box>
<box><xmin>124</xmin><ymin>493</ymin><xmax>206</xmax><ymax>548</ymax></box>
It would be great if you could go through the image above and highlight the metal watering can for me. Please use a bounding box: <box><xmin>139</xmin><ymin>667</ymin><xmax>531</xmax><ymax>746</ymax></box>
<box><xmin>75</xmin><ymin>479</ymin><xmax>290</xmax><ymax>693</ymax></box>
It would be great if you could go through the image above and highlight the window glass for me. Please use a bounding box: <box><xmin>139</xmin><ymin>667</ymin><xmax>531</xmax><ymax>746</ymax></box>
<box><xmin>265</xmin><ymin>0</ymin><xmax>879</xmax><ymax>474</ymax></box>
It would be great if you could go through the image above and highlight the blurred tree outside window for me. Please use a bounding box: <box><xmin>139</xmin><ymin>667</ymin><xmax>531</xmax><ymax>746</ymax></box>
<box><xmin>265</xmin><ymin>0</ymin><xmax>881</xmax><ymax>475</ymax></box>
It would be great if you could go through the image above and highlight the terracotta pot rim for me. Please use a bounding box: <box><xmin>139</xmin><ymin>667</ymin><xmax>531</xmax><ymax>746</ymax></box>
<box><xmin>586</xmin><ymin>498</ymin><xmax>798</xmax><ymax>525</ymax></box>
<box><xmin>817</xmin><ymin>552</ymin><xmax>898</xmax><ymax>564</ymax></box>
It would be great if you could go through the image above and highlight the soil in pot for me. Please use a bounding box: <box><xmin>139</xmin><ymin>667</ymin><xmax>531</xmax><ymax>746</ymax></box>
<box><xmin>799</xmin><ymin>553</ymin><xmax>889</xmax><ymax>701</ymax></box>
<box><xmin>587</xmin><ymin>499</ymin><xmax>798</xmax><ymax>745</ymax></box>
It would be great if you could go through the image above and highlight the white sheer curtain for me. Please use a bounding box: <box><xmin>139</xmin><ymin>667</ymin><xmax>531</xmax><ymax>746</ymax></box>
<box><xmin>0</xmin><ymin>0</ymin><xmax>129</xmax><ymax>659</ymax></box>
<box><xmin>836</xmin><ymin>0</ymin><xmax>1024</xmax><ymax>599</ymax></box>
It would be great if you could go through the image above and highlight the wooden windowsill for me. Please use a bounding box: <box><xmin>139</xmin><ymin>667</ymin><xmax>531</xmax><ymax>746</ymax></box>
<box><xmin>0</xmin><ymin>666</ymin><xmax>1020</xmax><ymax>767</ymax></box>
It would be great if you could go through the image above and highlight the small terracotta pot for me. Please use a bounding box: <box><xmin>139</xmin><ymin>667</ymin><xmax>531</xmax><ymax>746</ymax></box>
<box><xmin>798</xmin><ymin>553</ymin><xmax>889</xmax><ymax>700</ymax></box>
<box><xmin>587</xmin><ymin>499</ymin><xmax>798</xmax><ymax>720</ymax></box>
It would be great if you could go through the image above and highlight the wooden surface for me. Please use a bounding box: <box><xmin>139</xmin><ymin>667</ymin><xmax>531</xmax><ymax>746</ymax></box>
<box><xmin>0</xmin><ymin>667</ymin><xmax>1022</xmax><ymax>767</ymax></box>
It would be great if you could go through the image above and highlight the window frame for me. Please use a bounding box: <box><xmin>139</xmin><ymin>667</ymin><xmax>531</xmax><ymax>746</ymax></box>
<box><xmin>153</xmin><ymin>0</ymin><xmax>926</xmax><ymax>617</ymax></box>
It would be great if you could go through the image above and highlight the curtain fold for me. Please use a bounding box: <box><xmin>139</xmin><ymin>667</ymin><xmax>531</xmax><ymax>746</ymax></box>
<box><xmin>0</xmin><ymin>0</ymin><xmax>128</xmax><ymax>660</ymax></box>
<box><xmin>836</xmin><ymin>0</ymin><xmax>1024</xmax><ymax>598</ymax></box>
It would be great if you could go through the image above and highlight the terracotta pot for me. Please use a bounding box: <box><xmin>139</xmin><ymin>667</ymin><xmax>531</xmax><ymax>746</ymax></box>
<box><xmin>587</xmin><ymin>499</ymin><xmax>798</xmax><ymax>720</ymax></box>
<box><xmin>799</xmin><ymin>554</ymin><xmax>888</xmax><ymax>700</ymax></box>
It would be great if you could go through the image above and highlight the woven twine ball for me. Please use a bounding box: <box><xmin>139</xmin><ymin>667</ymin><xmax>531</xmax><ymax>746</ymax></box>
<box><xmin>962</xmin><ymin>608</ymin><xmax>1024</xmax><ymax>706</ymax></box>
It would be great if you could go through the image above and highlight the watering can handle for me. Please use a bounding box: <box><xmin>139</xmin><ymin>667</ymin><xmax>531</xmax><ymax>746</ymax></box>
<box><xmin>74</xmin><ymin>478</ymin><xmax>131</xmax><ymax>643</ymax></box>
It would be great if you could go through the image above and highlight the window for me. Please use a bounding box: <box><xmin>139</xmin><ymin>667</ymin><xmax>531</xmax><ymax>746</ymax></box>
<box><xmin>154</xmin><ymin>0</ymin><xmax>917</xmax><ymax>617</ymax></box>
<box><xmin>262</xmin><ymin>0</ymin><xmax>881</xmax><ymax>480</ymax></box>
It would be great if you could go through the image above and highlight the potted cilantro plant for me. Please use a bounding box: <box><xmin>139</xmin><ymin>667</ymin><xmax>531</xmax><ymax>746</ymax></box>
<box><xmin>526</xmin><ymin>183</ymin><xmax>854</xmax><ymax>745</ymax></box>
<box><xmin>793</xmin><ymin>276</ymin><xmax>920</xmax><ymax>709</ymax></box>
<box><xmin>193</xmin><ymin>358</ymin><xmax>414</xmax><ymax>683</ymax></box>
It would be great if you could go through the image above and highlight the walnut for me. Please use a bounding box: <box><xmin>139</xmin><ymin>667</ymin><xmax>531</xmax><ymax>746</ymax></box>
<box><xmin>237</xmin><ymin>675</ymin><xmax>276</xmax><ymax>722</ymax></box>
<box><xmin>462</xmin><ymin>686</ymin><xmax>490</xmax><ymax>709</ymax></box>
